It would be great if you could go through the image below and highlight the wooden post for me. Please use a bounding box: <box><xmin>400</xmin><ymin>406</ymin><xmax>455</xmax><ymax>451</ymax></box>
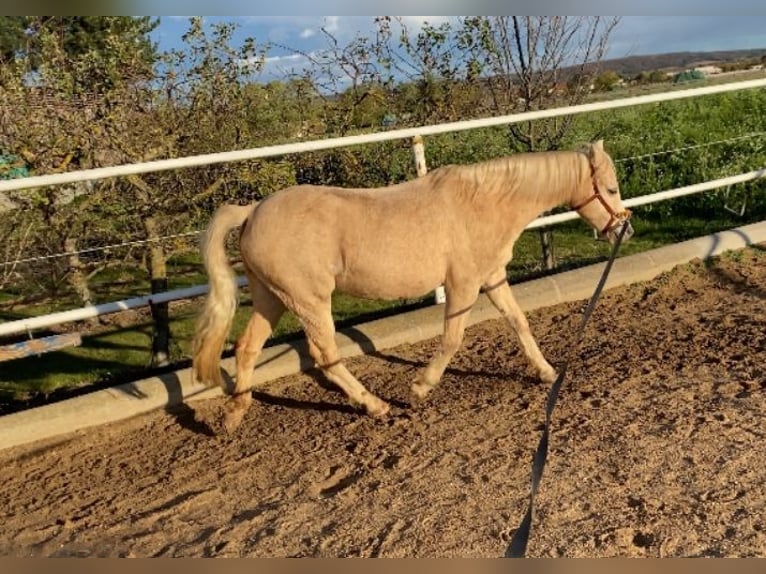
<box><xmin>142</xmin><ymin>213</ymin><xmax>170</xmax><ymax>368</ymax></box>
<box><xmin>0</xmin><ymin>333</ymin><xmax>82</xmax><ymax>362</ymax></box>
<box><xmin>539</xmin><ymin>225</ymin><xmax>556</xmax><ymax>271</ymax></box>
<box><xmin>411</xmin><ymin>135</ymin><xmax>446</xmax><ymax>305</ymax></box>
<box><xmin>412</xmin><ymin>135</ymin><xmax>428</xmax><ymax>178</ymax></box>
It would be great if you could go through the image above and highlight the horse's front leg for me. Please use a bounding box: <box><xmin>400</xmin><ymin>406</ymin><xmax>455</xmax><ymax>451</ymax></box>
<box><xmin>483</xmin><ymin>271</ymin><xmax>557</xmax><ymax>384</ymax></box>
<box><xmin>412</xmin><ymin>283</ymin><xmax>479</xmax><ymax>400</ymax></box>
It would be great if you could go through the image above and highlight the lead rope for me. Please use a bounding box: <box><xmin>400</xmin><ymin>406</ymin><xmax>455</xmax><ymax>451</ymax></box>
<box><xmin>505</xmin><ymin>222</ymin><xmax>629</xmax><ymax>558</ymax></box>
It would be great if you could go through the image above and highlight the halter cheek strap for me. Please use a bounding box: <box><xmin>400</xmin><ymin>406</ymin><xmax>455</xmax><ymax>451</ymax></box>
<box><xmin>572</xmin><ymin>171</ymin><xmax>632</xmax><ymax>235</ymax></box>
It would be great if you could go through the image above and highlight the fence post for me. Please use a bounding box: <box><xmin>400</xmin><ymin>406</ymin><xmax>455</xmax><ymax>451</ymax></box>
<box><xmin>411</xmin><ymin>135</ymin><xmax>446</xmax><ymax>305</ymax></box>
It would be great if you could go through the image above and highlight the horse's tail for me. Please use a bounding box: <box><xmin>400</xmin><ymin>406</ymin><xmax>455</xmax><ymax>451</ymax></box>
<box><xmin>192</xmin><ymin>202</ymin><xmax>256</xmax><ymax>389</ymax></box>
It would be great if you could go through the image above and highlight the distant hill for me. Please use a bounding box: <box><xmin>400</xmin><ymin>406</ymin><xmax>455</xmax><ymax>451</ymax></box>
<box><xmin>595</xmin><ymin>48</ymin><xmax>766</xmax><ymax>77</ymax></box>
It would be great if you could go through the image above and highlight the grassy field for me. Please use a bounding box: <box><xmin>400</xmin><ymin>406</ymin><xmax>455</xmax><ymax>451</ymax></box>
<box><xmin>2</xmin><ymin>202</ymin><xmax>764</xmax><ymax>412</ymax></box>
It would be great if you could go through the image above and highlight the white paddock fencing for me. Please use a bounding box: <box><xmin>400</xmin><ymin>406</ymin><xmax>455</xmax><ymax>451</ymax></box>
<box><xmin>1</xmin><ymin>78</ymin><xmax>766</xmax><ymax>339</ymax></box>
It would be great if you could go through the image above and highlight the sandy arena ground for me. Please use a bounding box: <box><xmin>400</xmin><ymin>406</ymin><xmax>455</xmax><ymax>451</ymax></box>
<box><xmin>0</xmin><ymin>247</ymin><xmax>764</xmax><ymax>557</ymax></box>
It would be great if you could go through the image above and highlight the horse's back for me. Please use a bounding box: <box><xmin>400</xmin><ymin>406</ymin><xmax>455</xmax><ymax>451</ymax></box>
<box><xmin>240</xmin><ymin>183</ymin><xmax>454</xmax><ymax>299</ymax></box>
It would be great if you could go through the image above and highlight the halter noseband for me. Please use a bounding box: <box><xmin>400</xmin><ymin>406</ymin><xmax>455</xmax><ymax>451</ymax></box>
<box><xmin>572</xmin><ymin>168</ymin><xmax>632</xmax><ymax>235</ymax></box>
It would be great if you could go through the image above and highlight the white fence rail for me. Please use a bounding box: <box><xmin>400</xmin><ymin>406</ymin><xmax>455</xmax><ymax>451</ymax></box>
<box><xmin>526</xmin><ymin>168</ymin><xmax>766</xmax><ymax>229</ymax></box>
<box><xmin>1</xmin><ymin>78</ymin><xmax>766</xmax><ymax>338</ymax></box>
<box><xmin>3</xmin><ymin>77</ymin><xmax>766</xmax><ymax>195</ymax></box>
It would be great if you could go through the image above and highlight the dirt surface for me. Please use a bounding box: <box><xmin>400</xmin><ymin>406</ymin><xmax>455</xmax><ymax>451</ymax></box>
<box><xmin>1</xmin><ymin>248</ymin><xmax>765</xmax><ymax>558</ymax></box>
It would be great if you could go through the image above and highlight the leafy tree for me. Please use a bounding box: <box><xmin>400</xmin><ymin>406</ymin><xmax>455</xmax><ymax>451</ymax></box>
<box><xmin>0</xmin><ymin>17</ymin><xmax>28</xmax><ymax>65</ymax></box>
<box><xmin>0</xmin><ymin>17</ymin><xmax>160</xmax><ymax>325</ymax></box>
<box><xmin>1</xmin><ymin>16</ymin><xmax>277</xmax><ymax>365</ymax></box>
<box><xmin>21</xmin><ymin>17</ymin><xmax>157</xmax><ymax>86</ymax></box>
<box><xmin>593</xmin><ymin>70</ymin><xmax>621</xmax><ymax>91</ymax></box>
<box><xmin>375</xmin><ymin>17</ymin><xmax>479</xmax><ymax>125</ymax></box>
<box><xmin>241</xmin><ymin>79</ymin><xmax>324</xmax><ymax>143</ymax></box>
<box><xmin>628</xmin><ymin>69</ymin><xmax>666</xmax><ymax>87</ymax></box>
<box><xmin>120</xmin><ymin>17</ymin><xmax>270</xmax><ymax>365</ymax></box>
<box><xmin>279</xmin><ymin>25</ymin><xmax>391</xmax><ymax>136</ymax></box>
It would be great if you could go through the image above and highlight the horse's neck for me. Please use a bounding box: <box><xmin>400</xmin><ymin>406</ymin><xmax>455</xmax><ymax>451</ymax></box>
<box><xmin>507</xmin><ymin>152</ymin><xmax>588</xmax><ymax>221</ymax></box>
<box><xmin>443</xmin><ymin>152</ymin><xmax>588</xmax><ymax>235</ymax></box>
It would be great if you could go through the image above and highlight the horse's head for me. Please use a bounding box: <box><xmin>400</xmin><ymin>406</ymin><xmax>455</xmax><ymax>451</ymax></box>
<box><xmin>573</xmin><ymin>140</ymin><xmax>634</xmax><ymax>245</ymax></box>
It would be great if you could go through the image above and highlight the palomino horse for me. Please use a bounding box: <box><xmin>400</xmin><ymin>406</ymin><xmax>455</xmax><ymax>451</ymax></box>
<box><xmin>193</xmin><ymin>140</ymin><xmax>633</xmax><ymax>431</ymax></box>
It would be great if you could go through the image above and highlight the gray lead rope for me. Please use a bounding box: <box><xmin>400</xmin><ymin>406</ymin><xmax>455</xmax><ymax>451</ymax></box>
<box><xmin>505</xmin><ymin>222</ymin><xmax>629</xmax><ymax>558</ymax></box>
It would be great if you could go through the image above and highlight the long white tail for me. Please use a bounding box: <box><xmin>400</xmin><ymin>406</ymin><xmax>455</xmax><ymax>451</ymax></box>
<box><xmin>192</xmin><ymin>203</ymin><xmax>256</xmax><ymax>389</ymax></box>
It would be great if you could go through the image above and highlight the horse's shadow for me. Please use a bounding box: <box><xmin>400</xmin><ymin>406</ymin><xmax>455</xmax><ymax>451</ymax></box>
<box><xmin>342</xmin><ymin>325</ymin><xmax>529</xmax><ymax>383</ymax></box>
<box><xmin>250</xmin><ymin>327</ymin><xmax>534</xmax><ymax>415</ymax></box>
<box><xmin>174</xmin><ymin>324</ymin><xmax>535</xmax><ymax>436</ymax></box>
<box><xmin>250</xmin><ymin>388</ymin><xmax>361</xmax><ymax>414</ymax></box>
<box><xmin>366</xmin><ymin>350</ymin><xmax>516</xmax><ymax>382</ymax></box>
<box><xmin>167</xmin><ymin>401</ymin><xmax>217</xmax><ymax>436</ymax></box>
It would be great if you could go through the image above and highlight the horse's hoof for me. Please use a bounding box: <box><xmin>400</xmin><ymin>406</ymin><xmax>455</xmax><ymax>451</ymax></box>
<box><xmin>221</xmin><ymin>406</ymin><xmax>246</xmax><ymax>434</ymax></box>
<box><xmin>539</xmin><ymin>368</ymin><xmax>558</xmax><ymax>385</ymax></box>
<box><xmin>366</xmin><ymin>399</ymin><xmax>390</xmax><ymax>418</ymax></box>
<box><xmin>410</xmin><ymin>382</ymin><xmax>433</xmax><ymax>401</ymax></box>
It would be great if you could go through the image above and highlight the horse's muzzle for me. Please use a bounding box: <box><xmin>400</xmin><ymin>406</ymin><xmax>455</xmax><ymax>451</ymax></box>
<box><xmin>605</xmin><ymin>219</ymin><xmax>634</xmax><ymax>245</ymax></box>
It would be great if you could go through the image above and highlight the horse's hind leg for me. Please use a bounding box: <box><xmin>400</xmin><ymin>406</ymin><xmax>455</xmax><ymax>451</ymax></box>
<box><xmin>300</xmin><ymin>305</ymin><xmax>390</xmax><ymax>417</ymax></box>
<box><xmin>483</xmin><ymin>270</ymin><xmax>557</xmax><ymax>384</ymax></box>
<box><xmin>223</xmin><ymin>273</ymin><xmax>285</xmax><ymax>433</ymax></box>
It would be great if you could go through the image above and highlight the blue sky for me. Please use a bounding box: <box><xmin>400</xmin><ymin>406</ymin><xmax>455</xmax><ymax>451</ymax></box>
<box><xmin>150</xmin><ymin>16</ymin><xmax>766</xmax><ymax>80</ymax></box>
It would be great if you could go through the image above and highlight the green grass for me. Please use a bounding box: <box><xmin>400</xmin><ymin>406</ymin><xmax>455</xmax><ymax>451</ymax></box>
<box><xmin>1</xmin><ymin>204</ymin><xmax>763</xmax><ymax>411</ymax></box>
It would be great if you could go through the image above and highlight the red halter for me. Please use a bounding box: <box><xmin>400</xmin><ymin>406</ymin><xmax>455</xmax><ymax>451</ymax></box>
<box><xmin>572</xmin><ymin>171</ymin><xmax>632</xmax><ymax>235</ymax></box>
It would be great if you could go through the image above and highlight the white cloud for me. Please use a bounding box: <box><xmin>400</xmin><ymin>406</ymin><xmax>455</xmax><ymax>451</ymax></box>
<box><xmin>256</xmin><ymin>50</ymin><xmax>320</xmax><ymax>79</ymax></box>
<box><xmin>263</xmin><ymin>52</ymin><xmax>311</xmax><ymax>65</ymax></box>
<box><xmin>300</xmin><ymin>28</ymin><xmax>316</xmax><ymax>39</ymax></box>
<box><xmin>323</xmin><ymin>16</ymin><xmax>340</xmax><ymax>33</ymax></box>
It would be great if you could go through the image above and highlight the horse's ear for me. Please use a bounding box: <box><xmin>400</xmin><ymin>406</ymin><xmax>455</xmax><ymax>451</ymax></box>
<box><xmin>588</xmin><ymin>139</ymin><xmax>605</xmax><ymax>163</ymax></box>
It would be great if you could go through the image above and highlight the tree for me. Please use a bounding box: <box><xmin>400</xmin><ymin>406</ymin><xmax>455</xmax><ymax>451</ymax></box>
<box><xmin>593</xmin><ymin>70</ymin><xmax>621</xmax><ymax>91</ymax></box>
<box><xmin>122</xmin><ymin>17</ymin><xmax>269</xmax><ymax>366</ymax></box>
<box><xmin>453</xmin><ymin>17</ymin><xmax>621</xmax><ymax>147</ymax></box>
<box><xmin>375</xmin><ymin>17</ymin><xmax>480</xmax><ymax>125</ymax></box>
<box><xmin>17</xmin><ymin>17</ymin><xmax>157</xmax><ymax>86</ymax></box>
<box><xmin>0</xmin><ymin>16</ymin><xmax>279</xmax><ymax>366</ymax></box>
<box><xmin>277</xmin><ymin>24</ymin><xmax>390</xmax><ymax>137</ymax></box>
<box><xmin>241</xmin><ymin>79</ymin><xmax>324</xmax><ymax>142</ymax></box>
<box><xmin>0</xmin><ymin>17</ymin><xmax>28</xmax><ymax>65</ymax></box>
<box><xmin>0</xmin><ymin>17</ymin><xmax>161</xmax><ymax>338</ymax></box>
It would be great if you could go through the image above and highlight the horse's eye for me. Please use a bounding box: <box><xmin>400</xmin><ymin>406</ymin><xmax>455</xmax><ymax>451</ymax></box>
<box><xmin>607</xmin><ymin>187</ymin><xmax>619</xmax><ymax>195</ymax></box>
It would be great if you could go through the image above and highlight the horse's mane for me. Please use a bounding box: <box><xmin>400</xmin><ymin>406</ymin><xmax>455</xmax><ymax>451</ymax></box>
<box><xmin>422</xmin><ymin>150</ymin><xmax>589</xmax><ymax>206</ymax></box>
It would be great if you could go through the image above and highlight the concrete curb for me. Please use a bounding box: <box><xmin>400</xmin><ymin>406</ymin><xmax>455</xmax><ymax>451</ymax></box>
<box><xmin>1</xmin><ymin>220</ymin><xmax>765</xmax><ymax>452</ymax></box>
